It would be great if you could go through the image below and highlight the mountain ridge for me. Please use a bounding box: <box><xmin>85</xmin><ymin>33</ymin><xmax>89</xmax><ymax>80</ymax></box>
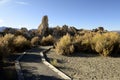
<box><xmin>0</xmin><ymin>26</ymin><xmax>8</xmax><ymax>32</ymax></box>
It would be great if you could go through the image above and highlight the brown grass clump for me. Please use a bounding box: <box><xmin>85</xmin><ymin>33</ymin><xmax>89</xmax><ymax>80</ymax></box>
<box><xmin>0</xmin><ymin>34</ymin><xmax>31</xmax><ymax>61</ymax></box>
<box><xmin>0</xmin><ymin>34</ymin><xmax>15</xmax><ymax>60</ymax></box>
<box><xmin>92</xmin><ymin>32</ymin><xmax>120</xmax><ymax>56</ymax></box>
<box><xmin>0</xmin><ymin>37</ymin><xmax>8</xmax><ymax>60</ymax></box>
<box><xmin>41</xmin><ymin>35</ymin><xmax>54</xmax><ymax>46</ymax></box>
<box><xmin>50</xmin><ymin>58</ymin><xmax>58</xmax><ymax>67</ymax></box>
<box><xmin>31</xmin><ymin>36</ymin><xmax>40</xmax><ymax>46</ymax></box>
<box><xmin>13</xmin><ymin>35</ymin><xmax>30</xmax><ymax>52</ymax></box>
<box><xmin>55</xmin><ymin>34</ymin><xmax>74</xmax><ymax>55</ymax></box>
<box><xmin>74</xmin><ymin>32</ymin><xmax>94</xmax><ymax>52</ymax></box>
<box><xmin>54</xmin><ymin>30</ymin><xmax>120</xmax><ymax>56</ymax></box>
<box><xmin>3</xmin><ymin>34</ymin><xmax>15</xmax><ymax>52</ymax></box>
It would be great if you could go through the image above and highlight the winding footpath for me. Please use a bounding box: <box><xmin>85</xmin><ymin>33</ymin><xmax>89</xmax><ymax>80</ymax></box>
<box><xmin>17</xmin><ymin>47</ymin><xmax>64</xmax><ymax>80</ymax></box>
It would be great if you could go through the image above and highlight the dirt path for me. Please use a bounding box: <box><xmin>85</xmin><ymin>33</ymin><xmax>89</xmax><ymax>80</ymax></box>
<box><xmin>19</xmin><ymin>48</ymin><xmax>63</xmax><ymax>80</ymax></box>
<box><xmin>46</xmin><ymin>49</ymin><xmax>120</xmax><ymax>80</ymax></box>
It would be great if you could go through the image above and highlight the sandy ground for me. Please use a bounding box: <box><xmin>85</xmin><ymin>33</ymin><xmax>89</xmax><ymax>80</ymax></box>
<box><xmin>46</xmin><ymin>49</ymin><xmax>120</xmax><ymax>80</ymax></box>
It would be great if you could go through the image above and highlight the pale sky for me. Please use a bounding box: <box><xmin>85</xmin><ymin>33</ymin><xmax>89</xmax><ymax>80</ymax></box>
<box><xmin>0</xmin><ymin>0</ymin><xmax>120</xmax><ymax>30</ymax></box>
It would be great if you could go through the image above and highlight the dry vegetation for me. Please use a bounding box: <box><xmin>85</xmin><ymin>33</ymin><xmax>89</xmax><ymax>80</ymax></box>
<box><xmin>92</xmin><ymin>32</ymin><xmax>120</xmax><ymax>56</ymax></box>
<box><xmin>13</xmin><ymin>35</ymin><xmax>30</xmax><ymax>52</ymax></box>
<box><xmin>0</xmin><ymin>34</ymin><xmax>15</xmax><ymax>60</ymax></box>
<box><xmin>0</xmin><ymin>34</ymin><xmax>31</xmax><ymax>61</ymax></box>
<box><xmin>41</xmin><ymin>34</ymin><xmax>54</xmax><ymax>46</ymax></box>
<box><xmin>55</xmin><ymin>33</ymin><xmax>74</xmax><ymax>55</ymax></box>
<box><xmin>31</xmin><ymin>36</ymin><xmax>40</xmax><ymax>46</ymax></box>
<box><xmin>55</xmin><ymin>31</ymin><xmax>120</xmax><ymax>57</ymax></box>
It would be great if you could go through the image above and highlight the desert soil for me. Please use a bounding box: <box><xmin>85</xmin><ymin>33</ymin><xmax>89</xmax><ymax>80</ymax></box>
<box><xmin>46</xmin><ymin>49</ymin><xmax>120</xmax><ymax>80</ymax></box>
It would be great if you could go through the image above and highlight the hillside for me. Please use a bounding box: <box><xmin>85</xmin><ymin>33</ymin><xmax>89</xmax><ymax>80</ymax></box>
<box><xmin>0</xmin><ymin>26</ymin><xmax>8</xmax><ymax>32</ymax></box>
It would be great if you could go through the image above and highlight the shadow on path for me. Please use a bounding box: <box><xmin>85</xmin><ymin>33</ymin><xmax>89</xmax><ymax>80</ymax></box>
<box><xmin>20</xmin><ymin>53</ymin><xmax>42</xmax><ymax>63</ymax></box>
<box><xmin>23</xmin><ymin>69</ymin><xmax>62</xmax><ymax>80</ymax></box>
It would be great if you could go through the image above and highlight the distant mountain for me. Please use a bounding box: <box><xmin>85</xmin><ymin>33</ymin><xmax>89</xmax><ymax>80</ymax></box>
<box><xmin>0</xmin><ymin>26</ymin><xmax>8</xmax><ymax>32</ymax></box>
<box><xmin>112</xmin><ymin>30</ymin><xmax>120</xmax><ymax>33</ymax></box>
<box><xmin>117</xmin><ymin>31</ymin><xmax>120</xmax><ymax>33</ymax></box>
<box><xmin>29</xmin><ymin>29</ymin><xmax>37</xmax><ymax>31</ymax></box>
<box><xmin>0</xmin><ymin>26</ymin><xmax>20</xmax><ymax>32</ymax></box>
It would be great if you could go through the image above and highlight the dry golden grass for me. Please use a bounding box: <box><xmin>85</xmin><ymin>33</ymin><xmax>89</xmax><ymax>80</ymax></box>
<box><xmin>50</xmin><ymin>58</ymin><xmax>58</xmax><ymax>67</ymax></box>
<box><xmin>41</xmin><ymin>35</ymin><xmax>54</xmax><ymax>46</ymax></box>
<box><xmin>55</xmin><ymin>31</ymin><xmax>120</xmax><ymax>56</ymax></box>
<box><xmin>31</xmin><ymin>36</ymin><xmax>40</xmax><ymax>46</ymax></box>
<box><xmin>0</xmin><ymin>34</ymin><xmax>15</xmax><ymax>60</ymax></box>
<box><xmin>13</xmin><ymin>35</ymin><xmax>30</xmax><ymax>52</ymax></box>
<box><xmin>73</xmin><ymin>32</ymin><xmax>94</xmax><ymax>52</ymax></box>
<box><xmin>92</xmin><ymin>32</ymin><xmax>120</xmax><ymax>56</ymax></box>
<box><xmin>55</xmin><ymin>34</ymin><xmax>74</xmax><ymax>55</ymax></box>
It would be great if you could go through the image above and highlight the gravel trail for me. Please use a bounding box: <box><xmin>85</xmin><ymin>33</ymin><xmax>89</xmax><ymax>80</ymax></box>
<box><xmin>46</xmin><ymin>49</ymin><xmax>120</xmax><ymax>80</ymax></box>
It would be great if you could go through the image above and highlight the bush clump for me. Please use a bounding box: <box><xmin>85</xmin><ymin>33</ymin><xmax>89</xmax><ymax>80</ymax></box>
<box><xmin>13</xmin><ymin>35</ymin><xmax>30</xmax><ymax>52</ymax></box>
<box><xmin>73</xmin><ymin>32</ymin><xmax>94</xmax><ymax>52</ymax></box>
<box><xmin>55</xmin><ymin>34</ymin><xmax>74</xmax><ymax>55</ymax></box>
<box><xmin>0</xmin><ymin>34</ymin><xmax>31</xmax><ymax>61</ymax></box>
<box><xmin>3</xmin><ymin>34</ymin><xmax>15</xmax><ymax>52</ymax></box>
<box><xmin>31</xmin><ymin>36</ymin><xmax>40</xmax><ymax>46</ymax></box>
<box><xmin>41</xmin><ymin>35</ymin><xmax>54</xmax><ymax>46</ymax></box>
<box><xmin>91</xmin><ymin>32</ymin><xmax>120</xmax><ymax>56</ymax></box>
<box><xmin>0</xmin><ymin>34</ymin><xmax>16</xmax><ymax>60</ymax></box>
<box><xmin>0</xmin><ymin>37</ymin><xmax>8</xmax><ymax>60</ymax></box>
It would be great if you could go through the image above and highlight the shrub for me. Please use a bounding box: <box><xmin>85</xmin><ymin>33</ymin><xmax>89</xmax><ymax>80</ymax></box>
<box><xmin>13</xmin><ymin>35</ymin><xmax>30</xmax><ymax>52</ymax></box>
<box><xmin>0</xmin><ymin>34</ymin><xmax>15</xmax><ymax>60</ymax></box>
<box><xmin>31</xmin><ymin>36</ymin><xmax>40</xmax><ymax>46</ymax></box>
<box><xmin>50</xmin><ymin>58</ymin><xmax>58</xmax><ymax>67</ymax></box>
<box><xmin>73</xmin><ymin>32</ymin><xmax>94</xmax><ymax>52</ymax></box>
<box><xmin>3</xmin><ymin>34</ymin><xmax>15</xmax><ymax>52</ymax></box>
<box><xmin>55</xmin><ymin>34</ymin><xmax>74</xmax><ymax>55</ymax></box>
<box><xmin>0</xmin><ymin>37</ymin><xmax>8</xmax><ymax>60</ymax></box>
<box><xmin>92</xmin><ymin>32</ymin><xmax>120</xmax><ymax>56</ymax></box>
<box><xmin>0</xmin><ymin>34</ymin><xmax>32</xmax><ymax>60</ymax></box>
<box><xmin>41</xmin><ymin>35</ymin><xmax>54</xmax><ymax>46</ymax></box>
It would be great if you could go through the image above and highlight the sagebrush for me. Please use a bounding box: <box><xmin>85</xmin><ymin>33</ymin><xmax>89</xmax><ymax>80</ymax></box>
<box><xmin>55</xmin><ymin>34</ymin><xmax>74</xmax><ymax>55</ymax></box>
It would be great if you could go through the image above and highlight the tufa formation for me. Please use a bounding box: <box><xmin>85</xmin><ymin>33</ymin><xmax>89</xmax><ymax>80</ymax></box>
<box><xmin>38</xmin><ymin>15</ymin><xmax>49</xmax><ymax>37</ymax></box>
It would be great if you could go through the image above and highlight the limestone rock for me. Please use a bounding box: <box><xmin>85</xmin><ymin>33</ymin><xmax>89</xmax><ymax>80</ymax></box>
<box><xmin>38</xmin><ymin>15</ymin><xmax>49</xmax><ymax>37</ymax></box>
